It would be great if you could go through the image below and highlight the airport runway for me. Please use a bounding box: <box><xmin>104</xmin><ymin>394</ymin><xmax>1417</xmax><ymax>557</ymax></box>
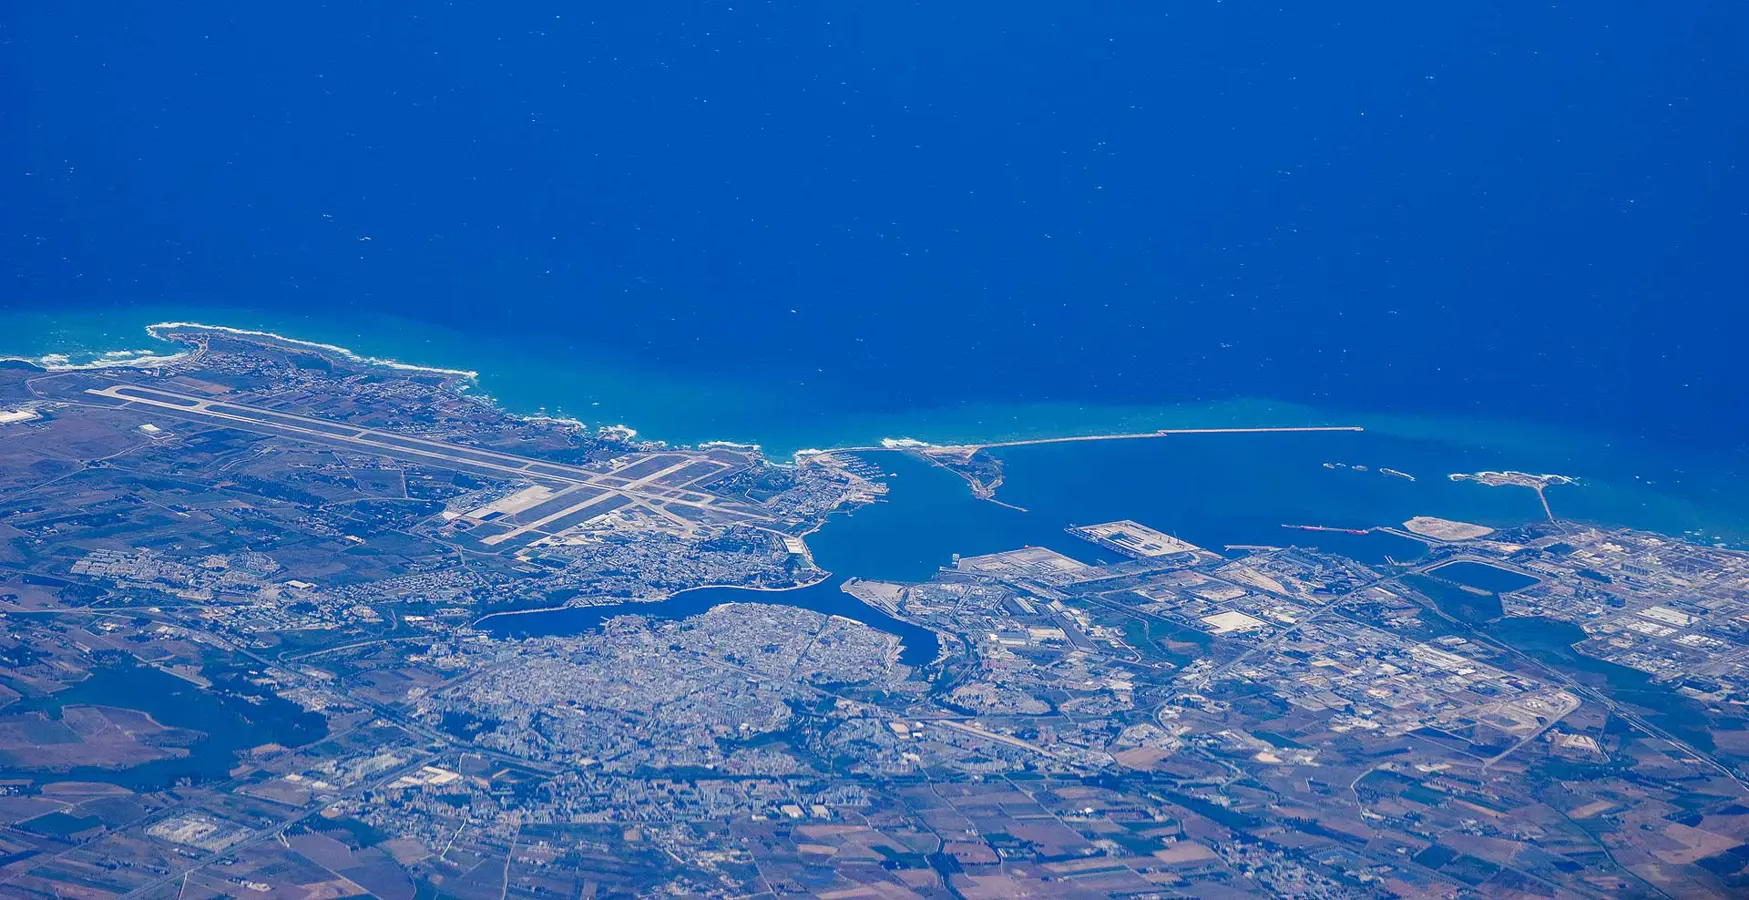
<box><xmin>79</xmin><ymin>383</ymin><xmax>771</xmax><ymax>532</ymax></box>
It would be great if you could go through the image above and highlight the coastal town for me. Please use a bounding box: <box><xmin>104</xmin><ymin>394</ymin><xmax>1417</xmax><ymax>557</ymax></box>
<box><xmin>0</xmin><ymin>331</ymin><xmax>1747</xmax><ymax>899</ymax></box>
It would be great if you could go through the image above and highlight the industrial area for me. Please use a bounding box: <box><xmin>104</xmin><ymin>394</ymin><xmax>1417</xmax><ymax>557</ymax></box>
<box><xmin>0</xmin><ymin>331</ymin><xmax>1746</xmax><ymax>899</ymax></box>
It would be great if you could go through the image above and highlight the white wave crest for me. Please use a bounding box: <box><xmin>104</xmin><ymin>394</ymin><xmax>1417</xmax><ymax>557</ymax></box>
<box><xmin>144</xmin><ymin>321</ymin><xmax>480</xmax><ymax>378</ymax></box>
<box><xmin>0</xmin><ymin>348</ymin><xmax>194</xmax><ymax>371</ymax></box>
<box><xmin>523</xmin><ymin>413</ymin><xmax>589</xmax><ymax>430</ymax></box>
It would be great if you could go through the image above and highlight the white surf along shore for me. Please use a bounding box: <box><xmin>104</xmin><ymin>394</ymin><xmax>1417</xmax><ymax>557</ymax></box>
<box><xmin>6</xmin><ymin>319</ymin><xmax>1377</xmax><ymax>463</ymax></box>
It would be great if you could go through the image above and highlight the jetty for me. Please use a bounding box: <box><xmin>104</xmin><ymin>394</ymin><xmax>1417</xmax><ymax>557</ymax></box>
<box><xmin>824</xmin><ymin>424</ymin><xmax>1364</xmax><ymax>454</ymax></box>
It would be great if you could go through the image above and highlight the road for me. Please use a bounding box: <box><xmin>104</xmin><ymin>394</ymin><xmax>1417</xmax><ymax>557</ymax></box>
<box><xmin>116</xmin><ymin>751</ymin><xmax>446</xmax><ymax>900</ymax></box>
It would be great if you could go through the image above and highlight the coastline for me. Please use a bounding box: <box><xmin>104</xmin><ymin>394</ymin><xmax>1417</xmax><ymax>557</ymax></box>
<box><xmin>143</xmin><ymin>321</ymin><xmax>481</xmax><ymax>379</ymax></box>
<box><xmin>0</xmin><ymin>315</ymin><xmax>477</xmax><ymax>380</ymax></box>
<box><xmin>5</xmin><ymin>318</ymin><xmax>1372</xmax><ymax>458</ymax></box>
<box><xmin>6</xmin><ymin>313</ymin><xmax>1748</xmax><ymax>545</ymax></box>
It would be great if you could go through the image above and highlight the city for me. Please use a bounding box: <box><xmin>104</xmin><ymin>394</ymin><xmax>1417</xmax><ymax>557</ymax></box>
<box><xmin>0</xmin><ymin>334</ymin><xmax>1746</xmax><ymax>898</ymax></box>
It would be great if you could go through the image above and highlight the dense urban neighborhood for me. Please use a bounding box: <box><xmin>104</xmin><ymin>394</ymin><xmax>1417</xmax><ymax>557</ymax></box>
<box><xmin>0</xmin><ymin>334</ymin><xmax>1747</xmax><ymax>899</ymax></box>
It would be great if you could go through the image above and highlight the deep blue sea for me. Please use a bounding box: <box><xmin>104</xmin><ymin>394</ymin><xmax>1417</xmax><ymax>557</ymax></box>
<box><xmin>3</xmin><ymin>5</ymin><xmax>1745</xmax><ymax>540</ymax></box>
<box><xmin>8</xmin><ymin>3</ymin><xmax>1748</xmax><ymax>792</ymax></box>
<box><xmin>5</xmin><ymin>2</ymin><xmax>1746</xmax><ymax>448</ymax></box>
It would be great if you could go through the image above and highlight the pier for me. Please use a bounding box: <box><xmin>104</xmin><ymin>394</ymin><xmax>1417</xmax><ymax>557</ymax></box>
<box><xmin>980</xmin><ymin>424</ymin><xmax>1365</xmax><ymax>449</ymax></box>
<box><xmin>824</xmin><ymin>424</ymin><xmax>1364</xmax><ymax>455</ymax></box>
<box><xmin>1280</xmin><ymin>523</ymin><xmax>1373</xmax><ymax>536</ymax></box>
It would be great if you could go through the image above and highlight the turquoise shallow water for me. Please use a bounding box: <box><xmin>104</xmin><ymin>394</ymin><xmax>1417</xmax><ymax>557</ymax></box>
<box><xmin>2</xmin><ymin>307</ymin><xmax>1745</xmax><ymax>545</ymax></box>
<box><xmin>6</xmin><ymin>309</ymin><xmax>1747</xmax><ymax>766</ymax></box>
<box><xmin>0</xmin><ymin>306</ymin><xmax>1345</xmax><ymax>452</ymax></box>
<box><xmin>11</xmin><ymin>0</ymin><xmax>1747</xmax><ymax>801</ymax></box>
